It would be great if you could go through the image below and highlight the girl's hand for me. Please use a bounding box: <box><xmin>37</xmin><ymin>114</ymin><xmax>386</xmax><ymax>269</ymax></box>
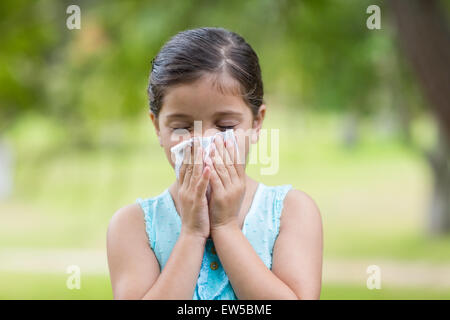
<box><xmin>205</xmin><ymin>134</ymin><xmax>246</xmax><ymax>231</ymax></box>
<box><xmin>177</xmin><ymin>138</ymin><xmax>211</xmax><ymax>239</ymax></box>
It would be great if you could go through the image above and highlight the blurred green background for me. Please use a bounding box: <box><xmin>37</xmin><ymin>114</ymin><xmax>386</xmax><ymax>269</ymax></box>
<box><xmin>1</xmin><ymin>0</ymin><xmax>449</xmax><ymax>299</ymax></box>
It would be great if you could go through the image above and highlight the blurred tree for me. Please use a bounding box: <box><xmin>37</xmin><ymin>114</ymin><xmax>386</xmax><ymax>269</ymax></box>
<box><xmin>390</xmin><ymin>0</ymin><xmax>450</xmax><ymax>235</ymax></box>
<box><xmin>271</xmin><ymin>0</ymin><xmax>391</xmax><ymax>147</ymax></box>
<box><xmin>0</xmin><ymin>0</ymin><xmax>204</xmax><ymax>147</ymax></box>
<box><xmin>0</xmin><ymin>0</ymin><xmax>65</xmax><ymax>132</ymax></box>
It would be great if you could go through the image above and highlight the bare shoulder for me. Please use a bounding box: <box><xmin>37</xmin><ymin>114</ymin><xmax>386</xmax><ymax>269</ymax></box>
<box><xmin>279</xmin><ymin>188</ymin><xmax>322</xmax><ymax>233</ymax></box>
<box><xmin>272</xmin><ymin>188</ymin><xmax>323</xmax><ymax>299</ymax></box>
<box><xmin>107</xmin><ymin>203</ymin><xmax>149</xmax><ymax>247</ymax></box>
<box><xmin>107</xmin><ymin>203</ymin><xmax>160</xmax><ymax>299</ymax></box>
<box><xmin>108</xmin><ymin>203</ymin><xmax>145</xmax><ymax>232</ymax></box>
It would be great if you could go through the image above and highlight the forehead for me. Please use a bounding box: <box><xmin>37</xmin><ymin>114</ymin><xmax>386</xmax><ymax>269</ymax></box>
<box><xmin>160</xmin><ymin>73</ymin><xmax>250</xmax><ymax>118</ymax></box>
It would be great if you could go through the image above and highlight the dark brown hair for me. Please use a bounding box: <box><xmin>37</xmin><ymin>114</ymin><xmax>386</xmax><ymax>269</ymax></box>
<box><xmin>148</xmin><ymin>27</ymin><xmax>264</xmax><ymax>118</ymax></box>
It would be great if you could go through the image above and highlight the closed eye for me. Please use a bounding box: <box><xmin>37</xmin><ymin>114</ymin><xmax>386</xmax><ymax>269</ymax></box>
<box><xmin>217</xmin><ymin>125</ymin><xmax>235</xmax><ymax>131</ymax></box>
<box><xmin>171</xmin><ymin>125</ymin><xmax>235</xmax><ymax>132</ymax></box>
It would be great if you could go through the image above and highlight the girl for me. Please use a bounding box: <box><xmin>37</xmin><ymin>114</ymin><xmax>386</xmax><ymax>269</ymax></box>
<box><xmin>107</xmin><ymin>27</ymin><xmax>323</xmax><ymax>300</ymax></box>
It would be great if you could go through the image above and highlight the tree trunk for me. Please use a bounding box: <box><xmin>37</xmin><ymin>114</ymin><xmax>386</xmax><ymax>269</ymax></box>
<box><xmin>390</xmin><ymin>0</ymin><xmax>450</xmax><ymax>140</ymax></box>
<box><xmin>390</xmin><ymin>0</ymin><xmax>450</xmax><ymax>234</ymax></box>
<box><xmin>0</xmin><ymin>138</ymin><xmax>14</xmax><ymax>200</ymax></box>
<box><xmin>426</xmin><ymin>124</ymin><xmax>450</xmax><ymax>235</ymax></box>
<box><xmin>340</xmin><ymin>111</ymin><xmax>359</xmax><ymax>149</ymax></box>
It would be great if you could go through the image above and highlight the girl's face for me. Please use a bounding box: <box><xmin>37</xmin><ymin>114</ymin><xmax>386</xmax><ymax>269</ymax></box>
<box><xmin>150</xmin><ymin>73</ymin><xmax>266</xmax><ymax>170</ymax></box>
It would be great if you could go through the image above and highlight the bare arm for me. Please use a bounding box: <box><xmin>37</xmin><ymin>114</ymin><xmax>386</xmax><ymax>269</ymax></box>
<box><xmin>108</xmin><ymin>140</ymin><xmax>213</xmax><ymax>299</ymax></box>
<box><xmin>211</xmin><ymin>222</ymin><xmax>298</xmax><ymax>299</ymax></box>
<box><xmin>106</xmin><ymin>203</ymin><xmax>206</xmax><ymax>299</ymax></box>
<box><xmin>271</xmin><ymin>189</ymin><xmax>323</xmax><ymax>299</ymax></box>
<box><xmin>210</xmin><ymin>189</ymin><xmax>323</xmax><ymax>300</ymax></box>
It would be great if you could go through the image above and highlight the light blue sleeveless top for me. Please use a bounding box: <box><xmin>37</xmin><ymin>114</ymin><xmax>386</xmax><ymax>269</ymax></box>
<box><xmin>136</xmin><ymin>182</ymin><xmax>292</xmax><ymax>300</ymax></box>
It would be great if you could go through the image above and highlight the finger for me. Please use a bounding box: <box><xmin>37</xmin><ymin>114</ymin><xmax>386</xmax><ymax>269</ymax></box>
<box><xmin>195</xmin><ymin>165</ymin><xmax>211</xmax><ymax>199</ymax></box>
<box><xmin>235</xmin><ymin>162</ymin><xmax>245</xmax><ymax>179</ymax></box>
<box><xmin>205</xmin><ymin>157</ymin><xmax>224</xmax><ymax>192</ymax></box>
<box><xmin>235</xmin><ymin>133</ymin><xmax>247</xmax><ymax>166</ymax></box>
<box><xmin>224</xmin><ymin>137</ymin><xmax>236</xmax><ymax>165</ymax></box>
<box><xmin>212</xmin><ymin>136</ymin><xmax>231</xmax><ymax>187</ymax></box>
<box><xmin>190</xmin><ymin>138</ymin><xmax>203</xmax><ymax>187</ymax></box>
<box><xmin>226</xmin><ymin>138</ymin><xmax>244</xmax><ymax>178</ymax></box>
<box><xmin>232</xmin><ymin>133</ymin><xmax>245</xmax><ymax>177</ymax></box>
<box><xmin>178</xmin><ymin>145</ymin><xmax>190</xmax><ymax>184</ymax></box>
<box><xmin>215</xmin><ymin>135</ymin><xmax>226</xmax><ymax>162</ymax></box>
<box><xmin>222</xmin><ymin>138</ymin><xmax>239</xmax><ymax>183</ymax></box>
<box><xmin>224</xmin><ymin>140</ymin><xmax>239</xmax><ymax>180</ymax></box>
<box><xmin>183</xmin><ymin>145</ymin><xmax>193</xmax><ymax>187</ymax></box>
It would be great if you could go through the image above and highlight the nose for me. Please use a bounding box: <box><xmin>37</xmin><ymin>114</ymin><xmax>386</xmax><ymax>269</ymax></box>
<box><xmin>188</xmin><ymin>127</ymin><xmax>221</xmax><ymax>140</ymax></box>
<box><xmin>199</xmin><ymin>126</ymin><xmax>222</xmax><ymax>138</ymax></box>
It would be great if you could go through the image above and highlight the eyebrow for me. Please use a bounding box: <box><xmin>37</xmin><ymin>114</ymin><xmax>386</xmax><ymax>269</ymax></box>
<box><xmin>165</xmin><ymin>113</ymin><xmax>192</xmax><ymax>119</ymax></box>
<box><xmin>166</xmin><ymin>110</ymin><xmax>243</xmax><ymax>119</ymax></box>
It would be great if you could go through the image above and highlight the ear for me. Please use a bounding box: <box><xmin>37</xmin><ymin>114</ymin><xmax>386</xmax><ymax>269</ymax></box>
<box><xmin>251</xmin><ymin>104</ymin><xmax>266</xmax><ymax>144</ymax></box>
<box><xmin>149</xmin><ymin>111</ymin><xmax>163</xmax><ymax>147</ymax></box>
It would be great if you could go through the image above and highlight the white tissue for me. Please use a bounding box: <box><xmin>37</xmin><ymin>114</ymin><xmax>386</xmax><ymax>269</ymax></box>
<box><xmin>170</xmin><ymin>129</ymin><xmax>240</xmax><ymax>180</ymax></box>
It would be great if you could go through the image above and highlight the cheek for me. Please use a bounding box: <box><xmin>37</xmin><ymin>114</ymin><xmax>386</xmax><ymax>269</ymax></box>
<box><xmin>234</xmin><ymin>130</ymin><xmax>254</xmax><ymax>164</ymax></box>
<box><xmin>159</xmin><ymin>130</ymin><xmax>182</xmax><ymax>169</ymax></box>
<box><xmin>161</xmin><ymin>127</ymin><xmax>186</xmax><ymax>144</ymax></box>
<box><xmin>160</xmin><ymin>126</ymin><xmax>190</xmax><ymax>146</ymax></box>
<box><xmin>165</xmin><ymin>147</ymin><xmax>175</xmax><ymax>169</ymax></box>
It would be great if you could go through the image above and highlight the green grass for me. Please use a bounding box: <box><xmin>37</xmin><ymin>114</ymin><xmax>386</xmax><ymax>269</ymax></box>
<box><xmin>1</xmin><ymin>271</ymin><xmax>449</xmax><ymax>300</ymax></box>
<box><xmin>0</xmin><ymin>272</ymin><xmax>113</xmax><ymax>300</ymax></box>
<box><xmin>321</xmin><ymin>283</ymin><xmax>450</xmax><ymax>300</ymax></box>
